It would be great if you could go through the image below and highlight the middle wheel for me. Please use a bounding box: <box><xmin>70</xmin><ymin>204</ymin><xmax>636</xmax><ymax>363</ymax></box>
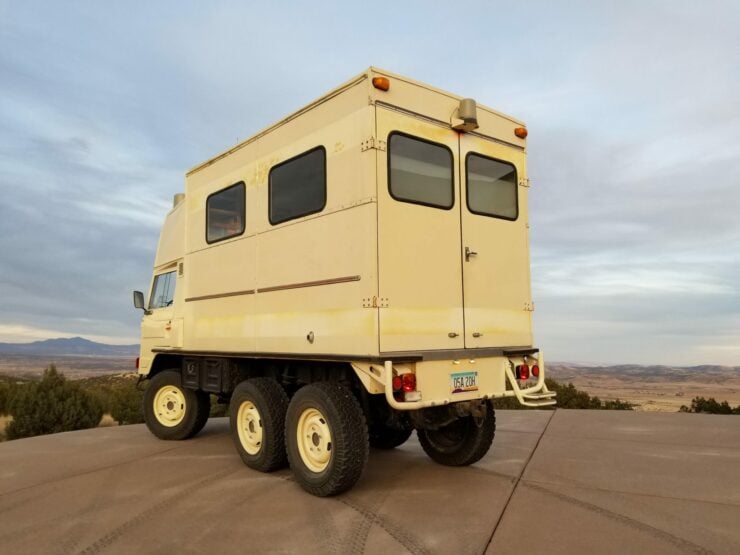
<box><xmin>285</xmin><ymin>382</ymin><xmax>369</xmax><ymax>497</ymax></box>
<box><xmin>229</xmin><ymin>378</ymin><xmax>289</xmax><ymax>472</ymax></box>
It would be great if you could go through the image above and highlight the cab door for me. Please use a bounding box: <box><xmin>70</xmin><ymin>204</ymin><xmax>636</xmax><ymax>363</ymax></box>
<box><xmin>141</xmin><ymin>264</ymin><xmax>184</xmax><ymax>348</ymax></box>
<box><xmin>459</xmin><ymin>134</ymin><xmax>532</xmax><ymax>348</ymax></box>
<box><xmin>376</xmin><ymin>108</ymin><xmax>464</xmax><ymax>352</ymax></box>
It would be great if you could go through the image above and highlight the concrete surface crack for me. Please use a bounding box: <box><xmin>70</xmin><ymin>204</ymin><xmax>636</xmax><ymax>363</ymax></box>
<box><xmin>482</xmin><ymin>409</ymin><xmax>556</xmax><ymax>553</ymax></box>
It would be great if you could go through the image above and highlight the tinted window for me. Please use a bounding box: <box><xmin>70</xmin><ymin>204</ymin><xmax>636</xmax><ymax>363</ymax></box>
<box><xmin>207</xmin><ymin>182</ymin><xmax>245</xmax><ymax>243</ymax></box>
<box><xmin>269</xmin><ymin>147</ymin><xmax>326</xmax><ymax>225</ymax></box>
<box><xmin>389</xmin><ymin>133</ymin><xmax>453</xmax><ymax>209</ymax></box>
<box><xmin>466</xmin><ymin>154</ymin><xmax>518</xmax><ymax>220</ymax></box>
<box><xmin>149</xmin><ymin>271</ymin><xmax>176</xmax><ymax>309</ymax></box>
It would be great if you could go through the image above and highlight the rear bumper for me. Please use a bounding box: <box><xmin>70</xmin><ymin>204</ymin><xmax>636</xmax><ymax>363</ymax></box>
<box><xmin>352</xmin><ymin>352</ymin><xmax>555</xmax><ymax>411</ymax></box>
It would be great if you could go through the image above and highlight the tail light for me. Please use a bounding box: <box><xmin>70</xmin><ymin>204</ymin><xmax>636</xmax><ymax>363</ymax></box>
<box><xmin>516</xmin><ymin>364</ymin><xmax>530</xmax><ymax>380</ymax></box>
<box><xmin>392</xmin><ymin>375</ymin><xmax>403</xmax><ymax>391</ymax></box>
<box><xmin>401</xmin><ymin>373</ymin><xmax>416</xmax><ymax>392</ymax></box>
<box><xmin>135</xmin><ymin>357</ymin><xmax>140</xmax><ymax>370</ymax></box>
<box><xmin>532</xmin><ymin>365</ymin><xmax>540</xmax><ymax>378</ymax></box>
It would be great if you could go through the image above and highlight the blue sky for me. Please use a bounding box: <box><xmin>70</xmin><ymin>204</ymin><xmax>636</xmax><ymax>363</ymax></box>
<box><xmin>0</xmin><ymin>1</ymin><xmax>738</xmax><ymax>364</ymax></box>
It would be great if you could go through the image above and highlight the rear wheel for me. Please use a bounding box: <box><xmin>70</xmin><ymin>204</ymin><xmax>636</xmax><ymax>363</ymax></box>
<box><xmin>418</xmin><ymin>403</ymin><xmax>495</xmax><ymax>466</ymax></box>
<box><xmin>369</xmin><ymin>422</ymin><xmax>413</xmax><ymax>449</ymax></box>
<box><xmin>144</xmin><ymin>370</ymin><xmax>210</xmax><ymax>440</ymax></box>
<box><xmin>230</xmin><ymin>378</ymin><xmax>289</xmax><ymax>472</ymax></box>
<box><xmin>285</xmin><ymin>382</ymin><xmax>369</xmax><ymax>497</ymax></box>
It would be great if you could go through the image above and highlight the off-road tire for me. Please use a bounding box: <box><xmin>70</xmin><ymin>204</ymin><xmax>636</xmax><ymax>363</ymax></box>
<box><xmin>369</xmin><ymin>422</ymin><xmax>413</xmax><ymax>449</ymax></box>
<box><xmin>418</xmin><ymin>403</ymin><xmax>496</xmax><ymax>466</ymax></box>
<box><xmin>143</xmin><ymin>370</ymin><xmax>210</xmax><ymax>441</ymax></box>
<box><xmin>230</xmin><ymin>378</ymin><xmax>289</xmax><ymax>472</ymax></box>
<box><xmin>285</xmin><ymin>382</ymin><xmax>369</xmax><ymax>497</ymax></box>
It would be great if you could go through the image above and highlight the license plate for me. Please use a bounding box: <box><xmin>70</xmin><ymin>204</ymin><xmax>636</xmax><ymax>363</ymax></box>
<box><xmin>451</xmin><ymin>371</ymin><xmax>478</xmax><ymax>394</ymax></box>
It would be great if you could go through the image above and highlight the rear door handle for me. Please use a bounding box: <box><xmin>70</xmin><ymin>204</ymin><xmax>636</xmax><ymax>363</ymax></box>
<box><xmin>465</xmin><ymin>247</ymin><xmax>477</xmax><ymax>261</ymax></box>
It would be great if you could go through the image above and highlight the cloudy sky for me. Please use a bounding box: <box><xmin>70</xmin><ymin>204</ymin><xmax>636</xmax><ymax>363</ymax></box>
<box><xmin>0</xmin><ymin>1</ymin><xmax>738</xmax><ymax>365</ymax></box>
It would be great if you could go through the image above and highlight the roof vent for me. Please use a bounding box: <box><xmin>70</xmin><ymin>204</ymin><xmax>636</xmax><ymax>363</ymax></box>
<box><xmin>451</xmin><ymin>98</ymin><xmax>479</xmax><ymax>132</ymax></box>
<box><xmin>173</xmin><ymin>193</ymin><xmax>185</xmax><ymax>208</ymax></box>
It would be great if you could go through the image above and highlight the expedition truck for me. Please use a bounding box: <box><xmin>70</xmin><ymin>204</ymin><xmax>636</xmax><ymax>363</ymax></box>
<box><xmin>132</xmin><ymin>67</ymin><xmax>555</xmax><ymax>496</ymax></box>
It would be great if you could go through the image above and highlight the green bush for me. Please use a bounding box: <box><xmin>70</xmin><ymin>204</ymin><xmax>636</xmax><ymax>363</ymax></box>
<box><xmin>6</xmin><ymin>365</ymin><xmax>103</xmax><ymax>439</ymax></box>
<box><xmin>680</xmin><ymin>397</ymin><xmax>740</xmax><ymax>414</ymax></box>
<box><xmin>0</xmin><ymin>382</ymin><xmax>10</xmax><ymax>416</ymax></box>
<box><xmin>492</xmin><ymin>377</ymin><xmax>633</xmax><ymax>410</ymax></box>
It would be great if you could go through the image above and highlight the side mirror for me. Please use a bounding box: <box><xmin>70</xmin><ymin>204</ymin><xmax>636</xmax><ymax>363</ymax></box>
<box><xmin>133</xmin><ymin>291</ymin><xmax>151</xmax><ymax>315</ymax></box>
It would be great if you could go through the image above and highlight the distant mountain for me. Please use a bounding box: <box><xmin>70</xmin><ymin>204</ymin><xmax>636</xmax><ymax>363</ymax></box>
<box><xmin>548</xmin><ymin>363</ymin><xmax>740</xmax><ymax>384</ymax></box>
<box><xmin>0</xmin><ymin>337</ymin><xmax>139</xmax><ymax>357</ymax></box>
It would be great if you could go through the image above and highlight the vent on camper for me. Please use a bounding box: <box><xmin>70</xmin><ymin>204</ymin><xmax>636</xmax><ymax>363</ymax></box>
<box><xmin>451</xmin><ymin>98</ymin><xmax>479</xmax><ymax>132</ymax></box>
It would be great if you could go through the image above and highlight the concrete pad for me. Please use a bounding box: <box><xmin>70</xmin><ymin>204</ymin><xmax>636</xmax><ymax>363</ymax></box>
<box><xmin>489</xmin><ymin>410</ymin><xmax>740</xmax><ymax>554</ymax></box>
<box><xmin>0</xmin><ymin>413</ymin><xmax>546</xmax><ymax>554</ymax></box>
<box><xmin>1</xmin><ymin>410</ymin><xmax>738</xmax><ymax>554</ymax></box>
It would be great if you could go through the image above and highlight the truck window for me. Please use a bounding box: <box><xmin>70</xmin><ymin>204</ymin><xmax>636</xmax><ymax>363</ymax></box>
<box><xmin>466</xmin><ymin>153</ymin><xmax>518</xmax><ymax>220</ymax></box>
<box><xmin>149</xmin><ymin>270</ymin><xmax>176</xmax><ymax>309</ymax></box>
<box><xmin>388</xmin><ymin>132</ymin><xmax>453</xmax><ymax>209</ymax></box>
<box><xmin>206</xmin><ymin>182</ymin><xmax>246</xmax><ymax>243</ymax></box>
<box><xmin>269</xmin><ymin>146</ymin><xmax>326</xmax><ymax>225</ymax></box>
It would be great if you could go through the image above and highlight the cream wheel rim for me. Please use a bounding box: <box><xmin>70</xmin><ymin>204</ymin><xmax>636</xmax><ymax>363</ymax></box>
<box><xmin>237</xmin><ymin>401</ymin><xmax>263</xmax><ymax>455</ymax></box>
<box><xmin>153</xmin><ymin>385</ymin><xmax>186</xmax><ymax>427</ymax></box>
<box><xmin>297</xmin><ymin>407</ymin><xmax>332</xmax><ymax>473</ymax></box>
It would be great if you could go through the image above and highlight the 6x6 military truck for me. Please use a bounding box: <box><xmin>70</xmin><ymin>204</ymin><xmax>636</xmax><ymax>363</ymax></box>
<box><xmin>133</xmin><ymin>67</ymin><xmax>555</xmax><ymax>496</ymax></box>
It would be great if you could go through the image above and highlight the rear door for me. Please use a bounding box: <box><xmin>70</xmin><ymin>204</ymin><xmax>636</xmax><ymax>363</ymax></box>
<box><xmin>377</xmin><ymin>108</ymin><xmax>532</xmax><ymax>353</ymax></box>
<box><xmin>376</xmin><ymin>107</ymin><xmax>464</xmax><ymax>352</ymax></box>
<box><xmin>459</xmin><ymin>134</ymin><xmax>532</xmax><ymax>348</ymax></box>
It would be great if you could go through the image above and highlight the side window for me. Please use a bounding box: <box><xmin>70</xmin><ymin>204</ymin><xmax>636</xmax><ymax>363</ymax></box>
<box><xmin>466</xmin><ymin>153</ymin><xmax>518</xmax><ymax>220</ymax></box>
<box><xmin>149</xmin><ymin>270</ymin><xmax>177</xmax><ymax>309</ymax></box>
<box><xmin>388</xmin><ymin>132</ymin><xmax>454</xmax><ymax>209</ymax></box>
<box><xmin>206</xmin><ymin>182</ymin><xmax>245</xmax><ymax>243</ymax></box>
<box><xmin>269</xmin><ymin>147</ymin><xmax>326</xmax><ymax>225</ymax></box>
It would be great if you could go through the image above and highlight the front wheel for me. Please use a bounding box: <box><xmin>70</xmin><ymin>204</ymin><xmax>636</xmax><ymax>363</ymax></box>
<box><xmin>418</xmin><ymin>403</ymin><xmax>496</xmax><ymax>466</ymax></box>
<box><xmin>285</xmin><ymin>382</ymin><xmax>369</xmax><ymax>497</ymax></box>
<box><xmin>143</xmin><ymin>370</ymin><xmax>210</xmax><ymax>440</ymax></box>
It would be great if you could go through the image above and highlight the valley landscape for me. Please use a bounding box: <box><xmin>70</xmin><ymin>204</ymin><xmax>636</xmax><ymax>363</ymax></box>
<box><xmin>0</xmin><ymin>338</ymin><xmax>737</xmax><ymax>412</ymax></box>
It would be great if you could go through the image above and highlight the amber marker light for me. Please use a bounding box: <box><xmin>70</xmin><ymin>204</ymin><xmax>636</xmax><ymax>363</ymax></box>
<box><xmin>372</xmin><ymin>76</ymin><xmax>390</xmax><ymax>91</ymax></box>
<box><xmin>514</xmin><ymin>127</ymin><xmax>528</xmax><ymax>139</ymax></box>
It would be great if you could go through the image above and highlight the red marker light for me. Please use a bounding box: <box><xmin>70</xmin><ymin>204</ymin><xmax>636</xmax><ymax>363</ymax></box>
<box><xmin>135</xmin><ymin>357</ymin><xmax>140</xmax><ymax>370</ymax></box>
<box><xmin>531</xmin><ymin>365</ymin><xmax>540</xmax><ymax>378</ymax></box>
<box><xmin>392</xmin><ymin>375</ymin><xmax>403</xmax><ymax>391</ymax></box>
<box><xmin>401</xmin><ymin>373</ymin><xmax>416</xmax><ymax>392</ymax></box>
<box><xmin>517</xmin><ymin>364</ymin><xmax>530</xmax><ymax>380</ymax></box>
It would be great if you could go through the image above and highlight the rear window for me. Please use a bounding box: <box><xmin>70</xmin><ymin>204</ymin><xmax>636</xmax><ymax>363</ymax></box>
<box><xmin>466</xmin><ymin>153</ymin><xmax>518</xmax><ymax>220</ymax></box>
<box><xmin>388</xmin><ymin>133</ymin><xmax>453</xmax><ymax>209</ymax></box>
<box><xmin>206</xmin><ymin>182</ymin><xmax>245</xmax><ymax>243</ymax></box>
<box><xmin>149</xmin><ymin>270</ymin><xmax>176</xmax><ymax>309</ymax></box>
<box><xmin>269</xmin><ymin>147</ymin><xmax>326</xmax><ymax>225</ymax></box>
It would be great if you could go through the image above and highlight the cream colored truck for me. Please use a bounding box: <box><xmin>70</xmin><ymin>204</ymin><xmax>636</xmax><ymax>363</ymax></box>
<box><xmin>132</xmin><ymin>68</ymin><xmax>555</xmax><ymax>496</ymax></box>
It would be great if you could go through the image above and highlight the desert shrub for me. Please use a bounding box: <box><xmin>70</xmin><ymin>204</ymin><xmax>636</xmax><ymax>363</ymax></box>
<box><xmin>680</xmin><ymin>397</ymin><xmax>740</xmax><ymax>414</ymax></box>
<box><xmin>210</xmin><ymin>395</ymin><xmax>229</xmax><ymax>417</ymax></box>
<box><xmin>492</xmin><ymin>378</ymin><xmax>633</xmax><ymax>410</ymax></box>
<box><xmin>6</xmin><ymin>365</ymin><xmax>103</xmax><ymax>439</ymax></box>
<box><xmin>109</xmin><ymin>384</ymin><xmax>145</xmax><ymax>424</ymax></box>
<box><xmin>0</xmin><ymin>382</ymin><xmax>10</xmax><ymax>415</ymax></box>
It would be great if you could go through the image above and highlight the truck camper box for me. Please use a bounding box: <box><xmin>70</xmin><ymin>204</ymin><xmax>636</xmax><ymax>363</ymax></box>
<box><xmin>133</xmin><ymin>68</ymin><xmax>555</xmax><ymax>496</ymax></box>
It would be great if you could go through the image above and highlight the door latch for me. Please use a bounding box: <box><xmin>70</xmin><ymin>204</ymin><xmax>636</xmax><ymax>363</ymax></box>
<box><xmin>465</xmin><ymin>247</ymin><xmax>477</xmax><ymax>261</ymax></box>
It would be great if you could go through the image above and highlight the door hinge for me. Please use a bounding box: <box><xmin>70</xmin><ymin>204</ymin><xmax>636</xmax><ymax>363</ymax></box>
<box><xmin>519</xmin><ymin>178</ymin><xmax>530</xmax><ymax>188</ymax></box>
<box><xmin>524</xmin><ymin>301</ymin><xmax>535</xmax><ymax>312</ymax></box>
<box><xmin>361</xmin><ymin>137</ymin><xmax>386</xmax><ymax>152</ymax></box>
<box><xmin>362</xmin><ymin>296</ymin><xmax>388</xmax><ymax>308</ymax></box>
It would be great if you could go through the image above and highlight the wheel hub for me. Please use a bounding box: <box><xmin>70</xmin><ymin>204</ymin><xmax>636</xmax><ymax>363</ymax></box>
<box><xmin>153</xmin><ymin>385</ymin><xmax>186</xmax><ymax>427</ymax></box>
<box><xmin>297</xmin><ymin>408</ymin><xmax>332</xmax><ymax>473</ymax></box>
<box><xmin>237</xmin><ymin>401</ymin><xmax>263</xmax><ymax>455</ymax></box>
